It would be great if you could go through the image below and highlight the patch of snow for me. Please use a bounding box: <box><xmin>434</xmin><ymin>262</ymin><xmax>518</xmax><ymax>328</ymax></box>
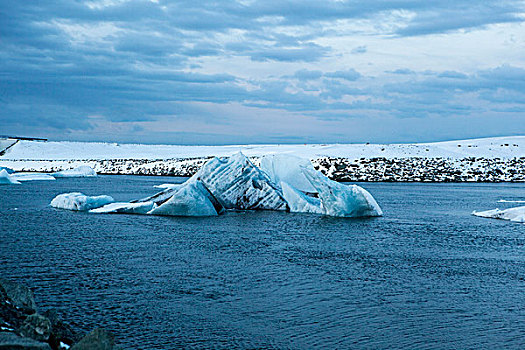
<box><xmin>50</xmin><ymin>192</ymin><xmax>114</xmax><ymax>211</ymax></box>
<box><xmin>0</xmin><ymin>169</ymin><xmax>21</xmax><ymax>185</ymax></box>
<box><xmin>472</xmin><ymin>206</ymin><xmax>525</xmax><ymax>223</ymax></box>
<box><xmin>53</xmin><ymin>165</ymin><xmax>97</xmax><ymax>178</ymax></box>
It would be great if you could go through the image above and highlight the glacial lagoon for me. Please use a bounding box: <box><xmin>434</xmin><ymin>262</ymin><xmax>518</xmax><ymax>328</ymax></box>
<box><xmin>1</xmin><ymin>176</ymin><xmax>525</xmax><ymax>348</ymax></box>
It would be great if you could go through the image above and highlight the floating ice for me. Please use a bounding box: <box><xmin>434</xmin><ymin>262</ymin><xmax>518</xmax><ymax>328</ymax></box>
<box><xmin>148</xmin><ymin>180</ymin><xmax>220</xmax><ymax>216</ymax></box>
<box><xmin>259</xmin><ymin>154</ymin><xmax>317</xmax><ymax>193</ymax></box>
<box><xmin>473</xmin><ymin>206</ymin><xmax>525</xmax><ymax>223</ymax></box>
<box><xmin>497</xmin><ymin>199</ymin><xmax>525</xmax><ymax>203</ymax></box>
<box><xmin>0</xmin><ymin>169</ymin><xmax>20</xmax><ymax>185</ymax></box>
<box><xmin>53</xmin><ymin>166</ymin><xmax>97</xmax><ymax>178</ymax></box>
<box><xmin>194</xmin><ymin>152</ymin><xmax>288</xmax><ymax>211</ymax></box>
<box><xmin>302</xmin><ymin>167</ymin><xmax>383</xmax><ymax>217</ymax></box>
<box><xmin>153</xmin><ymin>183</ymin><xmax>181</xmax><ymax>189</ymax></box>
<box><xmin>50</xmin><ymin>192</ymin><xmax>114</xmax><ymax>211</ymax></box>
<box><xmin>281</xmin><ymin>181</ymin><xmax>323</xmax><ymax>214</ymax></box>
<box><xmin>0</xmin><ymin>167</ymin><xmax>15</xmax><ymax>174</ymax></box>
<box><xmin>91</xmin><ymin>201</ymin><xmax>154</xmax><ymax>214</ymax></box>
<box><xmin>11</xmin><ymin>172</ymin><xmax>55</xmax><ymax>182</ymax></box>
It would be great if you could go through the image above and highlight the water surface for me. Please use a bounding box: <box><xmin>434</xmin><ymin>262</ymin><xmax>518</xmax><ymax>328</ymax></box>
<box><xmin>1</xmin><ymin>177</ymin><xmax>524</xmax><ymax>349</ymax></box>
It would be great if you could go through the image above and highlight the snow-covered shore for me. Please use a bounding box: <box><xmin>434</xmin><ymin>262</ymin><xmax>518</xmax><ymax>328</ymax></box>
<box><xmin>1</xmin><ymin>136</ymin><xmax>524</xmax><ymax>182</ymax></box>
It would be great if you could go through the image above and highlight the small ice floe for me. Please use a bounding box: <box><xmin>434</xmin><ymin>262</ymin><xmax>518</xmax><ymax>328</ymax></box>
<box><xmin>10</xmin><ymin>172</ymin><xmax>56</xmax><ymax>182</ymax></box>
<box><xmin>0</xmin><ymin>169</ymin><xmax>21</xmax><ymax>185</ymax></box>
<box><xmin>153</xmin><ymin>183</ymin><xmax>181</xmax><ymax>189</ymax></box>
<box><xmin>53</xmin><ymin>165</ymin><xmax>97</xmax><ymax>178</ymax></box>
<box><xmin>497</xmin><ymin>199</ymin><xmax>525</xmax><ymax>203</ymax></box>
<box><xmin>473</xmin><ymin>206</ymin><xmax>525</xmax><ymax>223</ymax></box>
<box><xmin>90</xmin><ymin>201</ymin><xmax>155</xmax><ymax>215</ymax></box>
<box><xmin>50</xmin><ymin>192</ymin><xmax>114</xmax><ymax>211</ymax></box>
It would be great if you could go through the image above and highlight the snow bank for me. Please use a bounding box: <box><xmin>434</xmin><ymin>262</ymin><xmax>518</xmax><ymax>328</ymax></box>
<box><xmin>260</xmin><ymin>154</ymin><xmax>317</xmax><ymax>193</ymax></box>
<box><xmin>0</xmin><ymin>169</ymin><xmax>20</xmax><ymax>185</ymax></box>
<box><xmin>149</xmin><ymin>180</ymin><xmax>219</xmax><ymax>216</ymax></box>
<box><xmin>50</xmin><ymin>192</ymin><xmax>114</xmax><ymax>211</ymax></box>
<box><xmin>90</xmin><ymin>201</ymin><xmax>154</xmax><ymax>214</ymax></box>
<box><xmin>11</xmin><ymin>173</ymin><xmax>55</xmax><ymax>182</ymax></box>
<box><xmin>472</xmin><ymin>206</ymin><xmax>525</xmax><ymax>223</ymax></box>
<box><xmin>53</xmin><ymin>166</ymin><xmax>97</xmax><ymax>178</ymax></box>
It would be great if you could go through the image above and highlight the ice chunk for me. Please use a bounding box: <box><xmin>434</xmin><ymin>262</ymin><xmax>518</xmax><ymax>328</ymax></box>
<box><xmin>53</xmin><ymin>166</ymin><xmax>97</xmax><ymax>178</ymax></box>
<box><xmin>302</xmin><ymin>167</ymin><xmax>383</xmax><ymax>217</ymax></box>
<box><xmin>11</xmin><ymin>172</ymin><xmax>55</xmax><ymax>182</ymax></box>
<box><xmin>281</xmin><ymin>181</ymin><xmax>323</xmax><ymax>214</ymax></box>
<box><xmin>91</xmin><ymin>201</ymin><xmax>154</xmax><ymax>214</ymax></box>
<box><xmin>148</xmin><ymin>180</ymin><xmax>219</xmax><ymax>216</ymax></box>
<box><xmin>0</xmin><ymin>169</ymin><xmax>21</xmax><ymax>185</ymax></box>
<box><xmin>50</xmin><ymin>192</ymin><xmax>114</xmax><ymax>211</ymax></box>
<box><xmin>473</xmin><ymin>206</ymin><xmax>525</xmax><ymax>223</ymax></box>
<box><xmin>260</xmin><ymin>154</ymin><xmax>317</xmax><ymax>193</ymax></box>
<box><xmin>153</xmin><ymin>183</ymin><xmax>181</xmax><ymax>189</ymax></box>
<box><xmin>0</xmin><ymin>167</ymin><xmax>15</xmax><ymax>174</ymax></box>
<box><xmin>194</xmin><ymin>152</ymin><xmax>288</xmax><ymax>211</ymax></box>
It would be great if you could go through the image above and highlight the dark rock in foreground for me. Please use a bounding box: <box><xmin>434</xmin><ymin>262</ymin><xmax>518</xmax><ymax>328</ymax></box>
<box><xmin>0</xmin><ymin>279</ymin><xmax>116</xmax><ymax>350</ymax></box>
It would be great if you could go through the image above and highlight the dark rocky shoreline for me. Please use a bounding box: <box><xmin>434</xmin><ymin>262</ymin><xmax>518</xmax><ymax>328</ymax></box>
<box><xmin>0</xmin><ymin>279</ymin><xmax>116</xmax><ymax>350</ymax></box>
<box><xmin>2</xmin><ymin>156</ymin><xmax>525</xmax><ymax>182</ymax></box>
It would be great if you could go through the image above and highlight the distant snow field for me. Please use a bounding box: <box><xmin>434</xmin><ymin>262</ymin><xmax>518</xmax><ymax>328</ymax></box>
<box><xmin>1</xmin><ymin>136</ymin><xmax>524</xmax><ymax>160</ymax></box>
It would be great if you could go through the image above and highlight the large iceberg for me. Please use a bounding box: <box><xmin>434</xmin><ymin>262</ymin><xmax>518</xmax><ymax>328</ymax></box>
<box><xmin>473</xmin><ymin>206</ymin><xmax>525</xmax><ymax>223</ymax></box>
<box><xmin>0</xmin><ymin>169</ymin><xmax>21</xmax><ymax>185</ymax></box>
<box><xmin>50</xmin><ymin>192</ymin><xmax>114</xmax><ymax>211</ymax></box>
<box><xmin>194</xmin><ymin>152</ymin><xmax>288</xmax><ymax>211</ymax></box>
<box><xmin>259</xmin><ymin>154</ymin><xmax>317</xmax><ymax>193</ymax></box>
<box><xmin>51</xmin><ymin>152</ymin><xmax>383</xmax><ymax>218</ymax></box>
<box><xmin>53</xmin><ymin>166</ymin><xmax>97</xmax><ymax>178</ymax></box>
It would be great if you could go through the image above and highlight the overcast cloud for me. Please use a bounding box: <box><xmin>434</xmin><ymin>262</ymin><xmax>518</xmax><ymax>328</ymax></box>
<box><xmin>1</xmin><ymin>0</ymin><xmax>524</xmax><ymax>144</ymax></box>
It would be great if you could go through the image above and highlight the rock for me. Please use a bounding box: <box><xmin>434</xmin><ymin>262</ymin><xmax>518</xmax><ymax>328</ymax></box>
<box><xmin>19</xmin><ymin>314</ymin><xmax>52</xmax><ymax>343</ymax></box>
<box><xmin>0</xmin><ymin>279</ymin><xmax>37</xmax><ymax>311</ymax></box>
<box><xmin>71</xmin><ymin>328</ymin><xmax>115</xmax><ymax>350</ymax></box>
<box><xmin>0</xmin><ymin>332</ymin><xmax>52</xmax><ymax>349</ymax></box>
<box><xmin>42</xmin><ymin>309</ymin><xmax>79</xmax><ymax>349</ymax></box>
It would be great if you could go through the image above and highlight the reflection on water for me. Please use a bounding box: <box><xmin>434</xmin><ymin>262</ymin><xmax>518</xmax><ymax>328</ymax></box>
<box><xmin>1</xmin><ymin>176</ymin><xmax>525</xmax><ymax>349</ymax></box>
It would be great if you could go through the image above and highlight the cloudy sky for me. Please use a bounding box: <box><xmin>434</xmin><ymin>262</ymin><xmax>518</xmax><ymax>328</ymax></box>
<box><xmin>1</xmin><ymin>0</ymin><xmax>525</xmax><ymax>144</ymax></box>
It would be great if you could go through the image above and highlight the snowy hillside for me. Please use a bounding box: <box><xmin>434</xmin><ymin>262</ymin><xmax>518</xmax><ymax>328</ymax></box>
<box><xmin>1</xmin><ymin>136</ymin><xmax>525</xmax><ymax>160</ymax></box>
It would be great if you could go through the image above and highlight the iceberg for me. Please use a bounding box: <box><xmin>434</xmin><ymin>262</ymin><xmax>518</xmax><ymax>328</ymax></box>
<box><xmin>148</xmin><ymin>180</ymin><xmax>219</xmax><ymax>216</ymax></box>
<box><xmin>50</xmin><ymin>192</ymin><xmax>114</xmax><ymax>211</ymax></box>
<box><xmin>473</xmin><ymin>206</ymin><xmax>525</xmax><ymax>223</ymax></box>
<box><xmin>194</xmin><ymin>152</ymin><xmax>288</xmax><ymax>211</ymax></box>
<box><xmin>281</xmin><ymin>181</ymin><xmax>323</xmax><ymax>214</ymax></box>
<box><xmin>90</xmin><ymin>201</ymin><xmax>155</xmax><ymax>214</ymax></box>
<box><xmin>302</xmin><ymin>167</ymin><xmax>383</xmax><ymax>217</ymax></box>
<box><xmin>260</xmin><ymin>154</ymin><xmax>317</xmax><ymax>193</ymax></box>
<box><xmin>11</xmin><ymin>172</ymin><xmax>56</xmax><ymax>182</ymax></box>
<box><xmin>0</xmin><ymin>169</ymin><xmax>21</xmax><ymax>185</ymax></box>
<box><xmin>53</xmin><ymin>166</ymin><xmax>97</xmax><ymax>178</ymax></box>
<box><xmin>0</xmin><ymin>167</ymin><xmax>15</xmax><ymax>174</ymax></box>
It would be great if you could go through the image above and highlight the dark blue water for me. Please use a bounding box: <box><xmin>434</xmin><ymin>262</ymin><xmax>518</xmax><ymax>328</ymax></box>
<box><xmin>1</xmin><ymin>176</ymin><xmax>525</xmax><ymax>349</ymax></box>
